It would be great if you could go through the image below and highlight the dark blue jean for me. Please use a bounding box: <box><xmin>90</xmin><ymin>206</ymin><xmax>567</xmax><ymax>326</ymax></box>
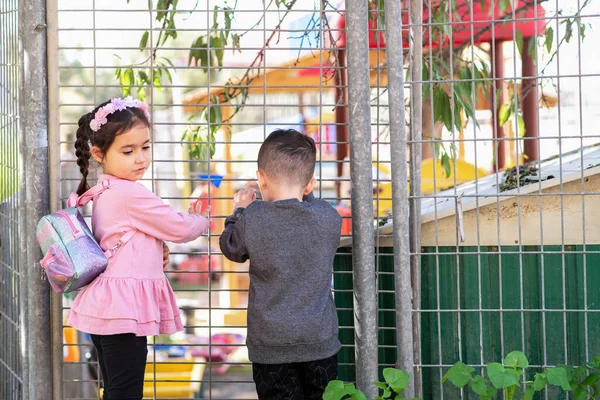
<box><xmin>90</xmin><ymin>333</ymin><xmax>147</xmax><ymax>400</ymax></box>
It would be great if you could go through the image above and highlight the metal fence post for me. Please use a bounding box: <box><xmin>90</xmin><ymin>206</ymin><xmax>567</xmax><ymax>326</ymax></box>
<box><xmin>383</xmin><ymin>0</ymin><xmax>415</xmax><ymax>397</ymax></box>
<box><xmin>408</xmin><ymin>0</ymin><xmax>423</xmax><ymax>397</ymax></box>
<box><xmin>18</xmin><ymin>0</ymin><xmax>52</xmax><ymax>398</ymax></box>
<box><xmin>345</xmin><ymin>0</ymin><xmax>378</xmax><ymax>397</ymax></box>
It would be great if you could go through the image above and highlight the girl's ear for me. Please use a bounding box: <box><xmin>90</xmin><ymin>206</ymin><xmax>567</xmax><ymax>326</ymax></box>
<box><xmin>91</xmin><ymin>146</ymin><xmax>104</xmax><ymax>164</ymax></box>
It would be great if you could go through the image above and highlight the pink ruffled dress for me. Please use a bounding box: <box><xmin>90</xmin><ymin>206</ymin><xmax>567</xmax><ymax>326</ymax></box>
<box><xmin>67</xmin><ymin>174</ymin><xmax>210</xmax><ymax>336</ymax></box>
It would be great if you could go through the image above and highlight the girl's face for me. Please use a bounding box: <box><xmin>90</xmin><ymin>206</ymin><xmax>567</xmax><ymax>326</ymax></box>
<box><xmin>91</xmin><ymin>124</ymin><xmax>151</xmax><ymax>181</ymax></box>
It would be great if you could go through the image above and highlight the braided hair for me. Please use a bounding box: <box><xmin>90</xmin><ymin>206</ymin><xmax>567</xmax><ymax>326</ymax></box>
<box><xmin>74</xmin><ymin>100</ymin><xmax>150</xmax><ymax>195</ymax></box>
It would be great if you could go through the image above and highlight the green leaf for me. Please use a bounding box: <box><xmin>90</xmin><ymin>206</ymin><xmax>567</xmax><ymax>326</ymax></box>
<box><xmin>517</xmin><ymin>114</ymin><xmax>526</xmax><ymax>137</ymax></box>
<box><xmin>211</xmin><ymin>35</ymin><xmax>224</xmax><ymax>69</ymax></box>
<box><xmin>441</xmin><ymin>152</ymin><xmax>451</xmax><ymax>178</ymax></box>
<box><xmin>575</xmin><ymin>385</ymin><xmax>590</xmax><ymax>400</ymax></box>
<box><xmin>572</xmin><ymin>366</ymin><xmax>589</xmax><ymax>379</ymax></box>
<box><xmin>515</xmin><ymin>30</ymin><xmax>524</xmax><ymax>56</ymax></box>
<box><xmin>581</xmin><ymin>372</ymin><xmax>600</xmax><ymax>387</ymax></box>
<box><xmin>487</xmin><ymin>362</ymin><xmax>521</xmax><ymax>389</ymax></box>
<box><xmin>212</xmin><ymin>5</ymin><xmax>220</xmax><ymax>29</ymax></box>
<box><xmin>432</xmin><ymin>87</ymin><xmax>452</xmax><ymax>131</ymax></box>
<box><xmin>137</xmin><ymin>86</ymin><xmax>146</xmax><ymax>102</ymax></box>
<box><xmin>139</xmin><ymin>30</ymin><xmax>149</xmax><ymax>50</ymax></box>
<box><xmin>156</xmin><ymin>0</ymin><xmax>167</xmax><ymax>21</ymax></box>
<box><xmin>534</xmin><ymin>373</ymin><xmax>547</xmax><ymax>391</ymax></box>
<box><xmin>499</xmin><ymin>0</ymin><xmax>510</xmax><ymax>14</ymax></box>
<box><xmin>323</xmin><ymin>380</ymin><xmax>345</xmax><ymax>400</ymax></box>
<box><xmin>373</xmin><ymin>381</ymin><xmax>387</xmax><ymax>390</ymax></box>
<box><xmin>504</xmin><ymin>351</ymin><xmax>529</xmax><ymax>369</ymax></box>
<box><xmin>120</xmin><ymin>68</ymin><xmax>134</xmax><ymax>97</ymax></box>
<box><xmin>523</xmin><ymin>386</ymin><xmax>535</xmax><ymax>400</ymax></box>
<box><xmin>383</xmin><ymin>388</ymin><xmax>392</xmax><ymax>397</ymax></box>
<box><xmin>528</xmin><ymin>34</ymin><xmax>537</xmax><ymax>58</ymax></box>
<box><xmin>383</xmin><ymin>368</ymin><xmax>410</xmax><ymax>393</ymax></box>
<box><xmin>545</xmin><ymin>26</ymin><xmax>554</xmax><ymax>53</ymax></box>
<box><xmin>470</xmin><ymin>375</ymin><xmax>489</xmax><ymax>396</ymax></box>
<box><xmin>547</xmin><ymin>367</ymin><xmax>572</xmax><ymax>391</ymax></box>
<box><xmin>442</xmin><ymin>362</ymin><xmax>474</xmax><ymax>387</ymax></box>
<box><xmin>499</xmin><ymin>103</ymin><xmax>512</xmax><ymax>126</ymax></box>
<box><xmin>224</xmin><ymin>8</ymin><xmax>233</xmax><ymax>39</ymax></box>
<box><xmin>138</xmin><ymin>70</ymin><xmax>149</xmax><ymax>85</ymax></box>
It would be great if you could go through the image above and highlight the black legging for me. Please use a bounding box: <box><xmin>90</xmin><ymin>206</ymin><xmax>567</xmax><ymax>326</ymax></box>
<box><xmin>90</xmin><ymin>333</ymin><xmax>148</xmax><ymax>400</ymax></box>
<box><xmin>252</xmin><ymin>353</ymin><xmax>338</xmax><ymax>400</ymax></box>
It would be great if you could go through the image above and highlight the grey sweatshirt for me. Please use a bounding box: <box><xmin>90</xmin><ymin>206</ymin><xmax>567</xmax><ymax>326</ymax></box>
<box><xmin>219</xmin><ymin>193</ymin><xmax>342</xmax><ymax>364</ymax></box>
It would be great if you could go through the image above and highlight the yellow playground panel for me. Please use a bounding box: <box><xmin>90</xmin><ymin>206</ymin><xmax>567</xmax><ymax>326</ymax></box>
<box><xmin>374</xmin><ymin>158</ymin><xmax>488</xmax><ymax>216</ymax></box>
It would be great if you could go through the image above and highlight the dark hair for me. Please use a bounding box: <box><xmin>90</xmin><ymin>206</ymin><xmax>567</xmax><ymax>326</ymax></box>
<box><xmin>74</xmin><ymin>100</ymin><xmax>150</xmax><ymax>195</ymax></box>
<box><xmin>257</xmin><ymin>129</ymin><xmax>316</xmax><ymax>187</ymax></box>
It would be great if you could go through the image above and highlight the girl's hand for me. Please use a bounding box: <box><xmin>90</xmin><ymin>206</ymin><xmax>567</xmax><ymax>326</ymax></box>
<box><xmin>162</xmin><ymin>242</ymin><xmax>170</xmax><ymax>271</ymax></box>
<box><xmin>233</xmin><ymin>188</ymin><xmax>256</xmax><ymax>209</ymax></box>
<box><xmin>188</xmin><ymin>199</ymin><xmax>203</xmax><ymax>214</ymax></box>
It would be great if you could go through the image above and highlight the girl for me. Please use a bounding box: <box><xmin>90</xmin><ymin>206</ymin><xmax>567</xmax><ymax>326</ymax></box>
<box><xmin>66</xmin><ymin>97</ymin><xmax>210</xmax><ymax>399</ymax></box>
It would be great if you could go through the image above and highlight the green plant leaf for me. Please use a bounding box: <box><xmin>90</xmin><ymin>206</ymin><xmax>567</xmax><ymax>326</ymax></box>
<box><xmin>547</xmin><ymin>367</ymin><xmax>572</xmax><ymax>391</ymax></box>
<box><xmin>517</xmin><ymin>114</ymin><xmax>526</xmax><ymax>137</ymax></box>
<box><xmin>575</xmin><ymin>385</ymin><xmax>590</xmax><ymax>400</ymax></box>
<box><xmin>137</xmin><ymin>86</ymin><xmax>146</xmax><ymax>102</ymax></box>
<box><xmin>433</xmin><ymin>87</ymin><xmax>452</xmax><ymax>131</ymax></box>
<box><xmin>572</xmin><ymin>366</ymin><xmax>589</xmax><ymax>379</ymax></box>
<box><xmin>350</xmin><ymin>391</ymin><xmax>367</xmax><ymax>400</ymax></box>
<box><xmin>138</xmin><ymin>70</ymin><xmax>149</xmax><ymax>85</ymax></box>
<box><xmin>545</xmin><ymin>26</ymin><xmax>554</xmax><ymax>53</ymax></box>
<box><xmin>383</xmin><ymin>388</ymin><xmax>392</xmax><ymax>397</ymax></box>
<box><xmin>499</xmin><ymin>103</ymin><xmax>512</xmax><ymax>126</ymax></box>
<box><xmin>534</xmin><ymin>373</ymin><xmax>547</xmax><ymax>391</ymax></box>
<box><xmin>515</xmin><ymin>30</ymin><xmax>524</xmax><ymax>56</ymax></box>
<box><xmin>441</xmin><ymin>152</ymin><xmax>451</xmax><ymax>178</ymax></box>
<box><xmin>442</xmin><ymin>362</ymin><xmax>474</xmax><ymax>387</ymax></box>
<box><xmin>323</xmin><ymin>380</ymin><xmax>345</xmax><ymax>400</ymax></box>
<box><xmin>523</xmin><ymin>386</ymin><xmax>535</xmax><ymax>400</ymax></box>
<box><xmin>504</xmin><ymin>351</ymin><xmax>529</xmax><ymax>369</ymax></box>
<box><xmin>581</xmin><ymin>372</ymin><xmax>600</xmax><ymax>387</ymax></box>
<box><xmin>373</xmin><ymin>381</ymin><xmax>387</xmax><ymax>390</ymax></box>
<box><xmin>383</xmin><ymin>368</ymin><xmax>410</xmax><ymax>393</ymax></box>
<box><xmin>470</xmin><ymin>375</ymin><xmax>489</xmax><ymax>395</ymax></box>
<box><xmin>139</xmin><ymin>30</ymin><xmax>149</xmax><ymax>50</ymax></box>
<box><xmin>487</xmin><ymin>362</ymin><xmax>521</xmax><ymax>389</ymax></box>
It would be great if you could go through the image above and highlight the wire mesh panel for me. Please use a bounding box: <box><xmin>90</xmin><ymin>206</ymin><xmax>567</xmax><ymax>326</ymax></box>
<box><xmin>0</xmin><ymin>1</ymin><xmax>22</xmax><ymax>399</ymax></box>
<box><xmin>404</xmin><ymin>0</ymin><xmax>600</xmax><ymax>398</ymax></box>
<box><xmin>51</xmin><ymin>0</ymin><xmax>600</xmax><ymax>399</ymax></box>
<box><xmin>53</xmin><ymin>0</ymin><xmax>348</xmax><ymax>398</ymax></box>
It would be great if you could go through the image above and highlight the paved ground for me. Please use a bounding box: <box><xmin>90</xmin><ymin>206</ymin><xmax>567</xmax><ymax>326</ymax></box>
<box><xmin>199</xmin><ymin>368</ymin><xmax>257</xmax><ymax>399</ymax></box>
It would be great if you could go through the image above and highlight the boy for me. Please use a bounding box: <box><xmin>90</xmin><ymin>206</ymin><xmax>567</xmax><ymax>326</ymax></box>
<box><xmin>220</xmin><ymin>129</ymin><xmax>342</xmax><ymax>399</ymax></box>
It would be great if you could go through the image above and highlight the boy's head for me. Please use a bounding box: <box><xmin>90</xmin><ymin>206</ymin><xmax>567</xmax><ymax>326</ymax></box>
<box><xmin>257</xmin><ymin>129</ymin><xmax>316</xmax><ymax>199</ymax></box>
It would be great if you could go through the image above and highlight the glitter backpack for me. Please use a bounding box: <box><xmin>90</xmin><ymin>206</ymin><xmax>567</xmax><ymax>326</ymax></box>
<box><xmin>36</xmin><ymin>180</ymin><xmax>135</xmax><ymax>293</ymax></box>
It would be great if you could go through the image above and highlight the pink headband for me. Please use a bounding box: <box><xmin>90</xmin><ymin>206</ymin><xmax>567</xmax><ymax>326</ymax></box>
<box><xmin>89</xmin><ymin>97</ymin><xmax>151</xmax><ymax>132</ymax></box>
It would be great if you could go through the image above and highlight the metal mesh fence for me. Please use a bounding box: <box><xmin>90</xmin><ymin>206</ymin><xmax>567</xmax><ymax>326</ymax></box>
<box><xmin>0</xmin><ymin>1</ymin><xmax>22</xmax><ymax>399</ymax></box>
<box><xmin>46</xmin><ymin>0</ymin><xmax>600</xmax><ymax>399</ymax></box>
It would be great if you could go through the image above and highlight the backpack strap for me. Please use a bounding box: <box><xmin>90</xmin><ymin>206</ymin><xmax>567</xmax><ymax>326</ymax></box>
<box><xmin>67</xmin><ymin>179</ymin><xmax>112</xmax><ymax>208</ymax></box>
<box><xmin>103</xmin><ymin>230</ymin><xmax>137</xmax><ymax>259</ymax></box>
<box><xmin>67</xmin><ymin>179</ymin><xmax>137</xmax><ymax>258</ymax></box>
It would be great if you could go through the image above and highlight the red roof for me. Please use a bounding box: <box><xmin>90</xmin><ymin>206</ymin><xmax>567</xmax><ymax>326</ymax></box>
<box><xmin>332</xmin><ymin>0</ymin><xmax>546</xmax><ymax>49</ymax></box>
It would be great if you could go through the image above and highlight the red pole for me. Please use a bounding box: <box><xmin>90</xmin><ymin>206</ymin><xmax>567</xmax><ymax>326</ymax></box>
<box><xmin>335</xmin><ymin>49</ymin><xmax>349</xmax><ymax>200</ymax></box>
<box><xmin>491</xmin><ymin>40</ymin><xmax>506</xmax><ymax>171</ymax></box>
<box><xmin>522</xmin><ymin>37</ymin><xmax>539</xmax><ymax>162</ymax></box>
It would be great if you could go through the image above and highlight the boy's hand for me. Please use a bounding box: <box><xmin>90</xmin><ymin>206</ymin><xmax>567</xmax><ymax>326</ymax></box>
<box><xmin>234</xmin><ymin>189</ymin><xmax>256</xmax><ymax>209</ymax></box>
<box><xmin>162</xmin><ymin>242</ymin><xmax>170</xmax><ymax>271</ymax></box>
